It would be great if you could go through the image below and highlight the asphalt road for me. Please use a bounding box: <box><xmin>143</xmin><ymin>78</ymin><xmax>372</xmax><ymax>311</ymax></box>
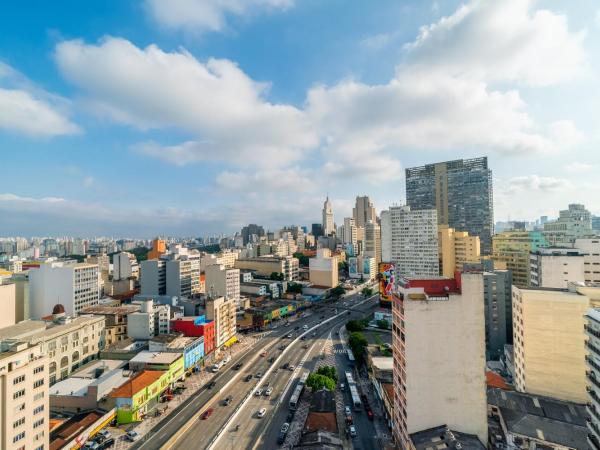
<box><xmin>134</xmin><ymin>288</ymin><xmax>378</xmax><ymax>450</ymax></box>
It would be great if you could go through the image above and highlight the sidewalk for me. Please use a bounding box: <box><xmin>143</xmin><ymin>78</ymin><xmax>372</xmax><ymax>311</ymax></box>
<box><xmin>110</xmin><ymin>333</ymin><xmax>262</xmax><ymax>449</ymax></box>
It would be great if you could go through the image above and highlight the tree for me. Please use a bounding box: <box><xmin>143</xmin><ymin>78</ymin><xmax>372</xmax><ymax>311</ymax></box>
<box><xmin>306</xmin><ymin>373</ymin><xmax>336</xmax><ymax>391</ymax></box>
<box><xmin>316</xmin><ymin>365</ymin><xmax>337</xmax><ymax>381</ymax></box>
<box><xmin>287</xmin><ymin>282</ymin><xmax>303</xmax><ymax>294</ymax></box>
<box><xmin>293</xmin><ymin>252</ymin><xmax>310</xmax><ymax>267</ymax></box>
<box><xmin>348</xmin><ymin>332</ymin><xmax>368</xmax><ymax>360</ymax></box>
<box><xmin>346</xmin><ymin>320</ymin><xmax>365</xmax><ymax>333</ymax></box>
<box><xmin>330</xmin><ymin>285</ymin><xmax>345</xmax><ymax>298</ymax></box>
<box><xmin>270</xmin><ymin>272</ymin><xmax>284</xmax><ymax>281</ymax></box>
<box><xmin>362</xmin><ymin>287</ymin><xmax>373</xmax><ymax>297</ymax></box>
<box><xmin>377</xmin><ymin>319</ymin><xmax>390</xmax><ymax>330</ymax></box>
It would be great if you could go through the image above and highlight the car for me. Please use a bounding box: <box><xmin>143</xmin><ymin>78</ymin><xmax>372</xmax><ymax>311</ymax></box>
<box><xmin>206</xmin><ymin>381</ymin><xmax>217</xmax><ymax>389</ymax></box>
<box><xmin>264</xmin><ymin>387</ymin><xmax>273</xmax><ymax>396</ymax></box>
<box><xmin>257</xmin><ymin>408</ymin><xmax>267</xmax><ymax>418</ymax></box>
<box><xmin>125</xmin><ymin>431</ymin><xmax>140</xmax><ymax>442</ymax></box>
<box><xmin>254</xmin><ymin>388</ymin><xmax>263</xmax><ymax>396</ymax></box>
<box><xmin>98</xmin><ymin>438</ymin><xmax>115</xmax><ymax>449</ymax></box>
<box><xmin>294</xmin><ymin>326</ymin><xmax>300</xmax><ymax>330</ymax></box>
<box><xmin>367</xmin><ymin>409</ymin><xmax>374</xmax><ymax>420</ymax></box>
<box><xmin>281</xmin><ymin>422</ymin><xmax>290</xmax><ymax>434</ymax></box>
<box><xmin>340</xmin><ymin>382</ymin><xmax>345</xmax><ymax>391</ymax></box>
<box><xmin>349</xmin><ymin>425</ymin><xmax>357</xmax><ymax>438</ymax></box>
<box><xmin>255</xmin><ymin>372</ymin><xmax>263</xmax><ymax>378</ymax></box>
<box><xmin>222</xmin><ymin>395</ymin><xmax>233</xmax><ymax>406</ymax></box>
<box><xmin>344</xmin><ymin>405</ymin><xmax>352</xmax><ymax>416</ymax></box>
<box><xmin>260</xmin><ymin>351</ymin><xmax>267</xmax><ymax>357</ymax></box>
<box><xmin>282</xmin><ymin>362</ymin><xmax>289</xmax><ymax>370</ymax></box>
<box><xmin>286</xmin><ymin>334</ymin><xmax>293</xmax><ymax>339</ymax></box>
<box><xmin>96</xmin><ymin>430</ymin><xmax>111</xmax><ymax>441</ymax></box>
<box><xmin>278</xmin><ymin>345</ymin><xmax>286</xmax><ymax>351</ymax></box>
<box><xmin>288</xmin><ymin>365</ymin><xmax>295</xmax><ymax>371</ymax></box>
<box><xmin>268</xmin><ymin>357</ymin><xmax>275</xmax><ymax>363</ymax></box>
<box><xmin>303</xmin><ymin>324</ymin><xmax>308</xmax><ymax>330</ymax></box>
<box><xmin>311</xmin><ymin>332</ymin><xmax>316</xmax><ymax>337</ymax></box>
<box><xmin>233</xmin><ymin>363</ymin><xmax>243</xmax><ymax>370</ymax></box>
<box><xmin>201</xmin><ymin>408</ymin><xmax>214</xmax><ymax>420</ymax></box>
<box><xmin>302</xmin><ymin>344</ymin><xmax>309</xmax><ymax>349</ymax></box>
<box><xmin>83</xmin><ymin>442</ymin><xmax>99</xmax><ymax>450</ymax></box>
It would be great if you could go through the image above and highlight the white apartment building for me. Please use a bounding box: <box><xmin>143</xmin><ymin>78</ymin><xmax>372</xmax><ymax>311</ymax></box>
<box><xmin>585</xmin><ymin>308</ymin><xmax>600</xmax><ymax>448</ymax></box>
<box><xmin>166</xmin><ymin>257</ymin><xmax>201</xmax><ymax>298</ymax></box>
<box><xmin>128</xmin><ymin>299</ymin><xmax>171</xmax><ymax>340</ymax></box>
<box><xmin>205</xmin><ymin>296</ymin><xmax>236</xmax><ymax>348</ymax></box>
<box><xmin>392</xmin><ymin>273</ymin><xmax>487</xmax><ymax>447</ymax></box>
<box><xmin>544</xmin><ymin>203</ymin><xmax>593</xmax><ymax>246</ymax></box>
<box><xmin>29</xmin><ymin>261</ymin><xmax>100</xmax><ymax>318</ymax></box>
<box><xmin>140</xmin><ymin>259</ymin><xmax>166</xmax><ymax>296</ymax></box>
<box><xmin>113</xmin><ymin>252</ymin><xmax>139</xmax><ymax>281</ymax></box>
<box><xmin>0</xmin><ymin>313</ymin><xmax>105</xmax><ymax>385</ymax></box>
<box><xmin>205</xmin><ymin>264</ymin><xmax>240</xmax><ymax>302</ymax></box>
<box><xmin>529</xmin><ymin>248</ymin><xmax>585</xmax><ymax>288</ymax></box>
<box><xmin>0</xmin><ymin>283</ymin><xmax>16</xmax><ymax>329</ymax></box>
<box><xmin>513</xmin><ymin>284</ymin><xmax>597</xmax><ymax>403</ymax></box>
<box><xmin>309</xmin><ymin>249</ymin><xmax>339</xmax><ymax>288</ymax></box>
<box><xmin>342</xmin><ymin>217</ymin><xmax>358</xmax><ymax>255</ymax></box>
<box><xmin>576</xmin><ymin>238</ymin><xmax>600</xmax><ymax>284</ymax></box>
<box><xmin>380</xmin><ymin>205</ymin><xmax>439</xmax><ymax>277</ymax></box>
<box><xmin>216</xmin><ymin>250</ymin><xmax>239</xmax><ymax>269</ymax></box>
<box><xmin>0</xmin><ymin>342</ymin><xmax>49</xmax><ymax>450</ymax></box>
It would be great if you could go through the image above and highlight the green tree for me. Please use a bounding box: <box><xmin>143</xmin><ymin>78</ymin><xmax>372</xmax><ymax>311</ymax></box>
<box><xmin>348</xmin><ymin>332</ymin><xmax>368</xmax><ymax>360</ymax></box>
<box><xmin>330</xmin><ymin>285</ymin><xmax>345</xmax><ymax>298</ymax></box>
<box><xmin>346</xmin><ymin>320</ymin><xmax>365</xmax><ymax>333</ymax></box>
<box><xmin>306</xmin><ymin>373</ymin><xmax>336</xmax><ymax>391</ymax></box>
<box><xmin>293</xmin><ymin>252</ymin><xmax>310</xmax><ymax>267</ymax></box>
<box><xmin>377</xmin><ymin>319</ymin><xmax>390</xmax><ymax>330</ymax></box>
<box><xmin>316</xmin><ymin>365</ymin><xmax>337</xmax><ymax>381</ymax></box>
<box><xmin>270</xmin><ymin>272</ymin><xmax>284</xmax><ymax>281</ymax></box>
<box><xmin>362</xmin><ymin>287</ymin><xmax>373</xmax><ymax>297</ymax></box>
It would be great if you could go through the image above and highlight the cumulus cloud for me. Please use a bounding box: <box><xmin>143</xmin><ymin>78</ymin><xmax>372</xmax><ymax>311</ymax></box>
<box><xmin>0</xmin><ymin>62</ymin><xmax>80</xmax><ymax>137</ymax></box>
<box><xmin>145</xmin><ymin>0</ymin><xmax>294</xmax><ymax>33</ymax></box>
<box><xmin>505</xmin><ymin>175</ymin><xmax>573</xmax><ymax>192</ymax></box>
<box><xmin>55</xmin><ymin>37</ymin><xmax>316</xmax><ymax>167</ymax></box>
<box><xmin>215</xmin><ymin>168</ymin><xmax>315</xmax><ymax>193</ymax></box>
<box><xmin>405</xmin><ymin>0</ymin><xmax>586</xmax><ymax>86</ymax></box>
<box><xmin>565</xmin><ymin>162</ymin><xmax>596</xmax><ymax>173</ymax></box>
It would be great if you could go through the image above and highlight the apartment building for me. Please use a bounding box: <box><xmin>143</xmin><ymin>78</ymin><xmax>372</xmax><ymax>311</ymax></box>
<box><xmin>364</xmin><ymin>220</ymin><xmax>381</xmax><ymax>265</ymax></box>
<box><xmin>438</xmin><ymin>226</ymin><xmax>480</xmax><ymax>278</ymax></box>
<box><xmin>492</xmin><ymin>230</ymin><xmax>549</xmax><ymax>287</ymax></box>
<box><xmin>543</xmin><ymin>203</ymin><xmax>592</xmax><ymax>246</ymax></box>
<box><xmin>29</xmin><ymin>261</ymin><xmax>100</xmax><ymax>318</ymax></box>
<box><xmin>512</xmin><ymin>284</ymin><xmax>598</xmax><ymax>403</ymax></box>
<box><xmin>234</xmin><ymin>256</ymin><xmax>299</xmax><ymax>281</ymax></box>
<box><xmin>392</xmin><ymin>272</ymin><xmax>487</xmax><ymax>447</ymax></box>
<box><xmin>0</xmin><ymin>283</ymin><xmax>16</xmax><ymax>329</ymax></box>
<box><xmin>205</xmin><ymin>296</ymin><xmax>236</xmax><ymax>348</ymax></box>
<box><xmin>0</xmin><ymin>311</ymin><xmax>105</xmax><ymax>385</ymax></box>
<box><xmin>205</xmin><ymin>264</ymin><xmax>240</xmax><ymax>302</ymax></box>
<box><xmin>0</xmin><ymin>342</ymin><xmax>49</xmax><ymax>450</ymax></box>
<box><xmin>309</xmin><ymin>249</ymin><xmax>339</xmax><ymax>288</ymax></box>
<box><xmin>147</xmin><ymin>238</ymin><xmax>166</xmax><ymax>260</ymax></box>
<box><xmin>381</xmin><ymin>205</ymin><xmax>439</xmax><ymax>277</ymax></box>
<box><xmin>128</xmin><ymin>299</ymin><xmax>172</xmax><ymax>340</ymax></box>
<box><xmin>585</xmin><ymin>308</ymin><xmax>600</xmax><ymax>448</ymax></box>
<box><xmin>529</xmin><ymin>248</ymin><xmax>585</xmax><ymax>288</ymax></box>
<box><xmin>81</xmin><ymin>304</ymin><xmax>140</xmax><ymax>346</ymax></box>
<box><xmin>140</xmin><ymin>259</ymin><xmax>166</xmax><ymax>296</ymax></box>
<box><xmin>575</xmin><ymin>238</ymin><xmax>600</xmax><ymax>283</ymax></box>
<box><xmin>166</xmin><ymin>257</ymin><xmax>201</xmax><ymax>298</ymax></box>
<box><xmin>113</xmin><ymin>252</ymin><xmax>139</xmax><ymax>280</ymax></box>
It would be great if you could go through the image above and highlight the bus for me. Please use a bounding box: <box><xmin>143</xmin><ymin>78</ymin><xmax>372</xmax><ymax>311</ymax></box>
<box><xmin>349</xmin><ymin>384</ymin><xmax>362</xmax><ymax>410</ymax></box>
<box><xmin>289</xmin><ymin>372</ymin><xmax>309</xmax><ymax>410</ymax></box>
<box><xmin>345</xmin><ymin>371</ymin><xmax>355</xmax><ymax>385</ymax></box>
<box><xmin>346</xmin><ymin>349</ymin><xmax>355</xmax><ymax>364</ymax></box>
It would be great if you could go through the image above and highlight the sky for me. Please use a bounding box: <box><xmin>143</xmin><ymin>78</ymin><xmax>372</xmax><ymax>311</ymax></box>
<box><xmin>1</xmin><ymin>0</ymin><xmax>600</xmax><ymax>237</ymax></box>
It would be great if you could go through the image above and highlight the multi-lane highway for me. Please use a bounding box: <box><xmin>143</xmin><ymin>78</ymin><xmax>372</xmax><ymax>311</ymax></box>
<box><xmin>132</xmin><ymin>288</ymin><xmax>378</xmax><ymax>450</ymax></box>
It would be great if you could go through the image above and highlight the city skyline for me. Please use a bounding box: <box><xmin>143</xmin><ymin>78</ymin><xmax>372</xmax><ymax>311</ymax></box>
<box><xmin>1</xmin><ymin>1</ymin><xmax>600</xmax><ymax>235</ymax></box>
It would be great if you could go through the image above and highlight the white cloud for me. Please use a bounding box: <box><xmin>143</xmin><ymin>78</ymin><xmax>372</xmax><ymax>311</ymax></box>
<box><xmin>405</xmin><ymin>0</ymin><xmax>586</xmax><ymax>86</ymax></box>
<box><xmin>505</xmin><ymin>175</ymin><xmax>573</xmax><ymax>192</ymax></box>
<box><xmin>145</xmin><ymin>0</ymin><xmax>294</xmax><ymax>33</ymax></box>
<box><xmin>215</xmin><ymin>168</ymin><xmax>315</xmax><ymax>193</ymax></box>
<box><xmin>55</xmin><ymin>37</ymin><xmax>316</xmax><ymax>167</ymax></box>
<box><xmin>83</xmin><ymin>176</ymin><xmax>95</xmax><ymax>187</ymax></box>
<box><xmin>0</xmin><ymin>62</ymin><xmax>80</xmax><ymax>137</ymax></box>
<box><xmin>565</xmin><ymin>162</ymin><xmax>596</xmax><ymax>173</ymax></box>
<box><xmin>360</xmin><ymin>33</ymin><xmax>396</xmax><ymax>51</ymax></box>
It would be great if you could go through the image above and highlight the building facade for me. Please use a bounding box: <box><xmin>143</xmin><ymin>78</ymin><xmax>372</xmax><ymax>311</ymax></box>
<box><xmin>438</xmin><ymin>226</ymin><xmax>480</xmax><ymax>278</ymax></box>
<box><xmin>575</xmin><ymin>238</ymin><xmax>600</xmax><ymax>284</ymax></box>
<box><xmin>405</xmin><ymin>157</ymin><xmax>494</xmax><ymax>254</ymax></box>
<box><xmin>529</xmin><ymin>248</ymin><xmax>585</xmax><ymax>288</ymax></box>
<box><xmin>492</xmin><ymin>230</ymin><xmax>549</xmax><ymax>288</ymax></box>
<box><xmin>352</xmin><ymin>195</ymin><xmax>377</xmax><ymax>229</ymax></box>
<box><xmin>364</xmin><ymin>220</ymin><xmax>382</xmax><ymax>265</ymax></box>
<box><xmin>0</xmin><ymin>282</ymin><xmax>16</xmax><ymax>329</ymax></box>
<box><xmin>204</xmin><ymin>264</ymin><xmax>240</xmax><ymax>302</ymax></box>
<box><xmin>543</xmin><ymin>203</ymin><xmax>592</xmax><ymax>246</ymax></box>
<box><xmin>392</xmin><ymin>273</ymin><xmax>487</xmax><ymax>447</ymax></box>
<box><xmin>380</xmin><ymin>205</ymin><xmax>439</xmax><ymax>277</ymax></box>
<box><xmin>234</xmin><ymin>256</ymin><xmax>298</xmax><ymax>281</ymax></box>
<box><xmin>585</xmin><ymin>308</ymin><xmax>600</xmax><ymax>449</ymax></box>
<box><xmin>113</xmin><ymin>252</ymin><xmax>139</xmax><ymax>281</ymax></box>
<box><xmin>309</xmin><ymin>249</ymin><xmax>339</xmax><ymax>288</ymax></box>
<box><xmin>322</xmin><ymin>196</ymin><xmax>335</xmax><ymax>237</ymax></box>
<box><xmin>205</xmin><ymin>297</ymin><xmax>236</xmax><ymax>348</ymax></box>
<box><xmin>140</xmin><ymin>259</ymin><xmax>167</xmax><ymax>296</ymax></box>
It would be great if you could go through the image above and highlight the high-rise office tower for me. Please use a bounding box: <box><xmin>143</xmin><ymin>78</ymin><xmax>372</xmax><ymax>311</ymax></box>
<box><xmin>364</xmin><ymin>220</ymin><xmax>381</xmax><ymax>265</ymax></box>
<box><xmin>322</xmin><ymin>196</ymin><xmax>335</xmax><ymax>237</ymax></box>
<box><xmin>342</xmin><ymin>217</ymin><xmax>358</xmax><ymax>254</ymax></box>
<box><xmin>353</xmin><ymin>195</ymin><xmax>377</xmax><ymax>229</ymax></box>
<box><xmin>380</xmin><ymin>205</ymin><xmax>439</xmax><ymax>277</ymax></box>
<box><xmin>406</xmin><ymin>157</ymin><xmax>494</xmax><ymax>254</ymax></box>
<box><xmin>241</xmin><ymin>224</ymin><xmax>265</xmax><ymax>245</ymax></box>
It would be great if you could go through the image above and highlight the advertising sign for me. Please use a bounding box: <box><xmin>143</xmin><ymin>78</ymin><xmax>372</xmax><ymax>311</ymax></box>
<box><xmin>378</xmin><ymin>262</ymin><xmax>395</xmax><ymax>307</ymax></box>
<box><xmin>348</xmin><ymin>257</ymin><xmax>359</xmax><ymax>278</ymax></box>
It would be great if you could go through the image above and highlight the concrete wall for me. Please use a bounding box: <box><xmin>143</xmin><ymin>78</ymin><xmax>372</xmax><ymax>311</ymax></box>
<box><xmin>0</xmin><ymin>283</ymin><xmax>16</xmax><ymax>328</ymax></box>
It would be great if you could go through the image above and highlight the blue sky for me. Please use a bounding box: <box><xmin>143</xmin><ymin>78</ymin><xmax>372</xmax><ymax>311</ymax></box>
<box><xmin>1</xmin><ymin>0</ymin><xmax>600</xmax><ymax>237</ymax></box>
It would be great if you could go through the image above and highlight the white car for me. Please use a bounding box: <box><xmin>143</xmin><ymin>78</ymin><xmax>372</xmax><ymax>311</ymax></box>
<box><xmin>303</xmin><ymin>324</ymin><xmax>308</xmax><ymax>330</ymax></box>
<box><xmin>349</xmin><ymin>425</ymin><xmax>357</xmax><ymax>438</ymax></box>
<box><xmin>254</xmin><ymin>388</ymin><xmax>263</xmax><ymax>396</ymax></box>
<box><xmin>280</xmin><ymin>422</ymin><xmax>290</xmax><ymax>434</ymax></box>
<box><xmin>125</xmin><ymin>431</ymin><xmax>140</xmax><ymax>442</ymax></box>
<box><xmin>257</xmin><ymin>408</ymin><xmax>267</xmax><ymax>418</ymax></box>
<box><xmin>265</xmin><ymin>387</ymin><xmax>273</xmax><ymax>396</ymax></box>
<box><xmin>288</xmin><ymin>365</ymin><xmax>295</xmax><ymax>371</ymax></box>
<box><xmin>344</xmin><ymin>405</ymin><xmax>352</xmax><ymax>416</ymax></box>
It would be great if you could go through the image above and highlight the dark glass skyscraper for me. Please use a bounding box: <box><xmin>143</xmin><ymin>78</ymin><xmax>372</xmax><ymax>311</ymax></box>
<box><xmin>405</xmin><ymin>156</ymin><xmax>494</xmax><ymax>254</ymax></box>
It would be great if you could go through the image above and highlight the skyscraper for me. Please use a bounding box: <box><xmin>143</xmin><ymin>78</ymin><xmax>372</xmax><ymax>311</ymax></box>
<box><xmin>405</xmin><ymin>157</ymin><xmax>494</xmax><ymax>254</ymax></box>
<box><xmin>364</xmin><ymin>220</ymin><xmax>381</xmax><ymax>265</ymax></box>
<box><xmin>322</xmin><ymin>196</ymin><xmax>335</xmax><ymax>236</ymax></box>
<box><xmin>353</xmin><ymin>195</ymin><xmax>377</xmax><ymax>229</ymax></box>
<box><xmin>241</xmin><ymin>224</ymin><xmax>265</xmax><ymax>245</ymax></box>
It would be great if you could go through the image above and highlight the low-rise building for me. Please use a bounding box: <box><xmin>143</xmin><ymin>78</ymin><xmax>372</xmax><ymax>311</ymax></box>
<box><xmin>149</xmin><ymin>334</ymin><xmax>204</xmax><ymax>372</ymax></box>
<box><xmin>410</xmin><ymin>426</ymin><xmax>486</xmax><ymax>450</ymax></box>
<box><xmin>234</xmin><ymin>256</ymin><xmax>299</xmax><ymax>281</ymax></box>
<box><xmin>128</xmin><ymin>351</ymin><xmax>184</xmax><ymax>383</ymax></box>
<box><xmin>170</xmin><ymin>316</ymin><xmax>215</xmax><ymax>355</ymax></box>
<box><xmin>110</xmin><ymin>370</ymin><xmax>171</xmax><ymax>424</ymax></box>
<box><xmin>309</xmin><ymin>249</ymin><xmax>338</xmax><ymax>288</ymax></box>
<box><xmin>206</xmin><ymin>296</ymin><xmax>237</xmax><ymax>349</ymax></box>
<box><xmin>0</xmin><ymin>282</ymin><xmax>16</xmax><ymax>328</ymax></box>
<box><xmin>82</xmin><ymin>304</ymin><xmax>140</xmax><ymax>346</ymax></box>
<box><xmin>529</xmin><ymin>247</ymin><xmax>586</xmax><ymax>288</ymax></box>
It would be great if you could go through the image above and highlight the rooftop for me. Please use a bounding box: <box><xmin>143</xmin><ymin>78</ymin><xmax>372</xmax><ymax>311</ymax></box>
<box><xmin>110</xmin><ymin>370</ymin><xmax>165</xmax><ymax>398</ymax></box>
<box><xmin>49</xmin><ymin>359</ymin><xmax>130</xmax><ymax>398</ymax></box>
<box><xmin>310</xmin><ymin>388</ymin><xmax>336</xmax><ymax>413</ymax></box>
<box><xmin>129</xmin><ymin>351</ymin><xmax>183</xmax><ymax>365</ymax></box>
<box><xmin>487</xmin><ymin>388</ymin><xmax>586</xmax><ymax>449</ymax></box>
<box><xmin>398</xmin><ymin>273</ymin><xmax>462</xmax><ymax>296</ymax></box>
<box><xmin>149</xmin><ymin>334</ymin><xmax>197</xmax><ymax>348</ymax></box>
<box><xmin>410</xmin><ymin>426</ymin><xmax>486</xmax><ymax>450</ymax></box>
<box><xmin>304</xmin><ymin>411</ymin><xmax>337</xmax><ymax>433</ymax></box>
<box><xmin>81</xmin><ymin>304</ymin><xmax>140</xmax><ymax>315</ymax></box>
<box><xmin>370</xmin><ymin>356</ymin><xmax>393</xmax><ymax>371</ymax></box>
<box><xmin>50</xmin><ymin>410</ymin><xmax>107</xmax><ymax>450</ymax></box>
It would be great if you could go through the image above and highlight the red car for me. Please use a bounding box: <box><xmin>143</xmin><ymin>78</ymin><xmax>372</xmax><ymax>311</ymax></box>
<box><xmin>201</xmin><ymin>408</ymin><xmax>214</xmax><ymax>420</ymax></box>
<box><xmin>367</xmin><ymin>409</ymin><xmax>374</xmax><ymax>421</ymax></box>
<box><xmin>260</xmin><ymin>351</ymin><xmax>267</xmax><ymax>357</ymax></box>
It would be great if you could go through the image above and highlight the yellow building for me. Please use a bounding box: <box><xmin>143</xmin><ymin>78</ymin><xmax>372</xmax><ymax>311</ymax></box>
<box><xmin>492</xmin><ymin>230</ymin><xmax>548</xmax><ymax>287</ymax></box>
<box><xmin>438</xmin><ymin>226</ymin><xmax>480</xmax><ymax>277</ymax></box>
<box><xmin>512</xmin><ymin>284</ymin><xmax>600</xmax><ymax>403</ymax></box>
<box><xmin>148</xmin><ymin>238</ymin><xmax>166</xmax><ymax>260</ymax></box>
<box><xmin>309</xmin><ymin>249</ymin><xmax>338</xmax><ymax>288</ymax></box>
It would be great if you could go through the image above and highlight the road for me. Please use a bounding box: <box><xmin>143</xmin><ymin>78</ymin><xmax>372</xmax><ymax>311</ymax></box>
<box><xmin>133</xmin><ymin>288</ymin><xmax>376</xmax><ymax>450</ymax></box>
<box><xmin>206</xmin><ymin>292</ymin><xmax>380</xmax><ymax>450</ymax></box>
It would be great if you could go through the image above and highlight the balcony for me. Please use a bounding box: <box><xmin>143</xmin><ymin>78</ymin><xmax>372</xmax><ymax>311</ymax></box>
<box><xmin>590</xmin><ymin>434</ymin><xmax>600</xmax><ymax>450</ymax></box>
<box><xmin>588</xmin><ymin>357</ymin><xmax>600</xmax><ymax>373</ymax></box>
<box><xmin>586</xmin><ymin>325</ymin><xmax>600</xmax><ymax>340</ymax></box>
<box><xmin>589</xmin><ymin>403</ymin><xmax>600</xmax><ymax>423</ymax></box>
<box><xmin>588</xmin><ymin>341</ymin><xmax>600</xmax><ymax>358</ymax></box>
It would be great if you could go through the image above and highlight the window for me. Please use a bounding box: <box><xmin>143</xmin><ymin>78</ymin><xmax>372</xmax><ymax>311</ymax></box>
<box><xmin>13</xmin><ymin>375</ymin><xmax>25</xmax><ymax>385</ymax></box>
<box><xmin>13</xmin><ymin>417</ymin><xmax>25</xmax><ymax>428</ymax></box>
<box><xmin>13</xmin><ymin>389</ymin><xmax>25</xmax><ymax>399</ymax></box>
<box><xmin>13</xmin><ymin>432</ymin><xmax>25</xmax><ymax>443</ymax></box>
<box><xmin>34</xmin><ymin>391</ymin><xmax>44</xmax><ymax>401</ymax></box>
<box><xmin>33</xmin><ymin>379</ymin><xmax>44</xmax><ymax>388</ymax></box>
<box><xmin>33</xmin><ymin>365</ymin><xmax>44</xmax><ymax>374</ymax></box>
<box><xmin>33</xmin><ymin>405</ymin><xmax>44</xmax><ymax>415</ymax></box>
<box><xmin>33</xmin><ymin>418</ymin><xmax>44</xmax><ymax>428</ymax></box>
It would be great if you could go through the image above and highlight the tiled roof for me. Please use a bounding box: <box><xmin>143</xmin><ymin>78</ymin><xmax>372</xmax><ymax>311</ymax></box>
<box><xmin>304</xmin><ymin>412</ymin><xmax>338</xmax><ymax>433</ymax></box>
<box><xmin>486</xmin><ymin>371</ymin><xmax>509</xmax><ymax>390</ymax></box>
<box><xmin>110</xmin><ymin>370</ymin><xmax>164</xmax><ymax>398</ymax></box>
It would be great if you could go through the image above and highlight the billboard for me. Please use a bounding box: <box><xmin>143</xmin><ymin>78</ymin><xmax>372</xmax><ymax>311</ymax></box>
<box><xmin>348</xmin><ymin>257</ymin><xmax>359</xmax><ymax>278</ymax></box>
<box><xmin>378</xmin><ymin>262</ymin><xmax>395</xmax><ymax>307</ymax></box>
